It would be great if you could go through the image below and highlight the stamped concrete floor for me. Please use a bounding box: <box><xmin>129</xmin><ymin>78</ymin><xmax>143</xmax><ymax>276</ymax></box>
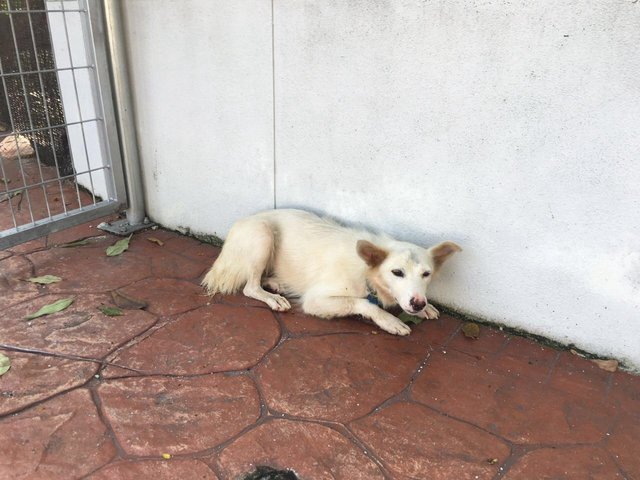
<box><xmin>1</xmin><ymin>218</ymin><xmax>639</xmax><ymax>480</ymax></box>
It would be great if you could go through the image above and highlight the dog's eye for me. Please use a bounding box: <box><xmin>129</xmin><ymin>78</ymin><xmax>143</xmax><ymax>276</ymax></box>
<box><xmin>422</xmin><ymin>271</ymin><xmax>431</xmax><ymax>278</ymax></box>
<box><xmin>391</xmin><ymin>269</ymin><xmax>405</xmax><ymax>277</ymax></box>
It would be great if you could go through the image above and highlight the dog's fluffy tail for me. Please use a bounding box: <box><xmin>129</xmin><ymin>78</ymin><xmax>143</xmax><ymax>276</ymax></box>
<box><xmin>201</xmin><ymin>218</ymin><xmax>275</xmax><ymax>295</ymax></box>
<box><xmin>201</xmin><ymin>253</ymin><xmax>247</xmax><ymax>295</ymax></box>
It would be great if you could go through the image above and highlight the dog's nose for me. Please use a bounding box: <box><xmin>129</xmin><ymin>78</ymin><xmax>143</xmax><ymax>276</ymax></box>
<box><xmin>410</xmin><ymin>297</ymin><xmax>426</xmax><ymax>311</ymax></box>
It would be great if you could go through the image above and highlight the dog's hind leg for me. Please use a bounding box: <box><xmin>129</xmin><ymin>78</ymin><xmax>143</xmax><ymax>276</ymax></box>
<box><xmin>302</xmin><ymin>295</ymin><xmax>411</xmax><ymax>336</ymax></box>
<box><xmin>241</xmin><ymin>222</ymin><xmax>291</xmax><ymax>312</ymax></box>
<box><xmin>203</xmin><ymin>218</ymin><xmax>291</xmax><ymax>311</ymax></box>
<box><xmin>262</xmin><ymin>276</ymin><xmax>283</xmax><ymax>294</ymax></box>
<box><xmin>244</xmin><ymin>276</ymin><xmax>291</xmax><ymax>311</ymax></box>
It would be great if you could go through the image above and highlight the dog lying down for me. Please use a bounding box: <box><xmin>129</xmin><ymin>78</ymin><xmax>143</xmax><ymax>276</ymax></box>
<box><xmin>202</xmin><ymin>209</ymin><xmax>461</xmax><ymax>336</ymax></box>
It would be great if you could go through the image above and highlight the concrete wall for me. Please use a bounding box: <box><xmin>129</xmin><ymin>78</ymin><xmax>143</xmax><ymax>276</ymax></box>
<box><xmin>122</xmin><ymin>0</ymin><xmax>274</xmax><ymax>236</ymax></box>
<box><xmin>122</xmin><ymin>0</ymin><xmax>640</xmax><ymax>369</ymax></box>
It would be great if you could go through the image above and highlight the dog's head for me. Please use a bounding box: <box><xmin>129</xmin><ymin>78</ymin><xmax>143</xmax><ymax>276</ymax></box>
<box><xmin>357</xmin><ymin>239</ymin><xmax>461</xmax><ymax>315</ymax></box>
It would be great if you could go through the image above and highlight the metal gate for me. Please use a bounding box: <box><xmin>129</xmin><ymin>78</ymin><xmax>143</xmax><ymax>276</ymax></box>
<box><xmin>0</xmin><ymin>0</ymin><xmax>126</xmax><ymax>249</ymax></box>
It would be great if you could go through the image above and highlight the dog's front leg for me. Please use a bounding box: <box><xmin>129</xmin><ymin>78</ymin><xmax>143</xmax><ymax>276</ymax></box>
<box><xmin>302</xmin><ymin>296</ymin><xmax>411</xmax><ymax>336</ymax></box>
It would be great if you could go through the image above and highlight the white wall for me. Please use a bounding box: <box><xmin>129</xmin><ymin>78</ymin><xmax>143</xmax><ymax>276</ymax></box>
<box><xmin>123</xmin><ymin>0</ymin><xmax>640</xmax><ymax>370</ymax></box>
<box><xmin>122</xmin><ymin>0</ymin><xmax>275</xmax><ymax>236</ymax></box>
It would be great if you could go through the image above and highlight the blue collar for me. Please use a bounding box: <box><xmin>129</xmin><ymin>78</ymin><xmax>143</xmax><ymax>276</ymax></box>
<box><xmin>366</xmin><ymin>282</ymin><xmax>381</xmax><ymax>306</ymax></box>
<box><xmin>366</xmin><ymin>292</ymin><xmax>381</xmax><ymax>306</ymax></box>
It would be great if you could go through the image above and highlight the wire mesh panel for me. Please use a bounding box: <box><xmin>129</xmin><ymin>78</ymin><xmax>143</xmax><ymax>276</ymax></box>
<box><xmin>0</xmin><ymin>0</ymin><xmax>125</xmax><ymax>249</ymax></box>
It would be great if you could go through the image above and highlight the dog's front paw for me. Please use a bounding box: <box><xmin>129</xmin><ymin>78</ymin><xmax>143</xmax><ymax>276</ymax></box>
<box><xmin>375</xmin><ymin>315</ymin><xmax>412</xmax><ymax>336</ymax></box>
<box><xmin>424</xmin><ymin>304</ymin><xmax>440</xmax><ymax>320</ymax></box>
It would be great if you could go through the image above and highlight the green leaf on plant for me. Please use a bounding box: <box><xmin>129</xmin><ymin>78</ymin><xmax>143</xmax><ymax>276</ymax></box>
<box><xmin>26</xmin><ymin>274</ymin><xmax>62</xmax><ymax>284</ymax></box>
<box><xmin>462</xmin><ymin>322</ymin><xmax>480</xmax><ymax>339</ymax></box>
<box><xmin>0</xmin><ymin>353</ymin><xmax>10</xmax><ymax>376</ymax></box>
<box><xmin>58</xmin><ymin>238</ymin><xmax>90</xmax><ymax>248</ymax></box>
<box><xmin>25</xmin><ymin>297</ymin><xmax>74</xmax><ymax>320</ymax></box>
<box><xmin>98</xmin><ymin>305</ymin><xmax>123</xmax><ymax>316</ymax></box>
<box><xmin>106</xmin><ymin>235</ymin><xmax>132</xmax><ymax>257</ymax></box>
<box><xmin>398</xmin><ymin>312</ymin><xmax>424</xmax><ymax>325</ymax></box>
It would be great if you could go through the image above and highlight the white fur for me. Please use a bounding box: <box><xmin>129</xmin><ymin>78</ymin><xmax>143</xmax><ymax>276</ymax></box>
<box><xmin>202</xmin><ymin>209</ymin><xmax>461</xmax><ymax>335</ymax></box>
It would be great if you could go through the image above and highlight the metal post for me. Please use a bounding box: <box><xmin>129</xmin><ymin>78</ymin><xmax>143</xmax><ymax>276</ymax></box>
<box><xmin>98</xmin><ymin>0</ymin><xmax>150</xmax><ymax>235</ymax></box>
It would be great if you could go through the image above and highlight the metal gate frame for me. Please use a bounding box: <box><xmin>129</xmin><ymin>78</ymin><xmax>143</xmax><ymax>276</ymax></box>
<box><xmin>0</xmin><ymin>0</ymin><xmax>130</xmax><ymax>249</ymax></box>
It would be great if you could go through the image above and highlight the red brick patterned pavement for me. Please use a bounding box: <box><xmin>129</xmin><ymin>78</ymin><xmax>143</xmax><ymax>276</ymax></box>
<box><xmin>1</xmin><ymin>219</ymin><xmax>638</xmax><ymax>479</ymax></box>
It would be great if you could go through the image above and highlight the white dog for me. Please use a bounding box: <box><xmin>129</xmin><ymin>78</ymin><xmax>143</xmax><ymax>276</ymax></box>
<box><xmin>202</xmin><ymin>209</ymin><xmax>461</xmax><ymax>335</ymax></box>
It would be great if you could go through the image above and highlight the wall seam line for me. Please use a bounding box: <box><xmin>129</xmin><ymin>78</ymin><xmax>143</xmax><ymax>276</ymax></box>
<box><xmin>271</xmin><ymin>0</ymin><xmax>276</xmax><ymax>209</ymax></box>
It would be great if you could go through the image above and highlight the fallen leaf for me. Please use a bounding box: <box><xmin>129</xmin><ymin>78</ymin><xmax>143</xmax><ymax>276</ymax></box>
<box><xmin>147</xmin><ymin>237</ymin><xmax>164</xmax><ymax>246</ymax></box>
<box><xmin>25</xmin><ymin>297</ymin><xmax>74</xmax><ymax>320</ymax></box>
<box><xmin>162</xmin><ymin>453</ymin><xmax>171</xmax><ymax>459</ymax></box>
<box><xmin>461</xmin><ymin>322</ymin><xmax>480</xmax><ymax>339</ymax></box>
<box><xmin>98</xmin><ymin>305</ymin><xmax>124</xmax><ymax>316</ymax></box>
<box><xmin>0</xmin><ymin>189</ymin><xmax>22</xmax><ymax>203</ymax></box>
<box><xmin>58</xmin><ymin>238</ymin><xmax>90</xmax><ymax>248</ymax></box>
<box><xmin>25</xmin><ymin>275</ymin><xmax>62</xmax><ymax>284</ymax></box>
<box><xmin>591</xmin><ymin>358</ymin><xmax>618</xmax><ymax>372</ymax></box>
<box><xmin>487</xmin><ymin>458</ymin><xmax>498</xmax><ymax>465</ymax></box>
<box><xmin>0</xmin><ymin>353</ymin><xmax>10</xmax><ymax>376</ymax></box>
<box><xmin>398</xmin><ymin>312</ymin><xmax>424</xmax><ymax>325</ymax></box>
<box><xmin>106</xmin><ymin>235</ymin><xmax>132</xmax><ymax>256</ymax></box>
<box><xmin>111</xmin><ymin>289</ymin><xmax>147</xmax><ymax>310</ymax></box>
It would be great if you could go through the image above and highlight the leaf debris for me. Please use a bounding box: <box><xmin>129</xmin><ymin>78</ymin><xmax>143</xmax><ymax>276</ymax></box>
<box><xmin>58</xmin><ymin>238</ymin><xmax>90</xmax><ymax>248</ymax></box>
<box><xmin>0</xmin><ymin>189</ymin><xmax>22</xmax><ymax>203</ymax></box>
<box><xmin>98</xmin><ymin>305</ymin><xmax>124</xmax><ymax>316</ymax></box>
<box><xmin>398</xmin><ymin>312</ymin><xmax>424</xmax><ymax>325</ymax></box>
<box><xmin>111</xmin><ymin>289</ymin><xmax>147</xmax><ymax>310</ymax></box>
<box><xmin>591</xmin><ymin>358</ymin><xmax>618</xmax><ymax>372</ymax></box>
<box><xmin>25</xmin><ymin>275</ymin><xmax>62</xmax><ymax>284</ymax></box>
<box><xmin>0</xmin><ymin>353</ymin><xmax>10</xmax><ymax>376</ymax></box>
<box><xmin>25</xmin><ymin>297</ymin><xmax>74</xmax><ymax>320</ymax></box>
<box><xmin>106</xmin><ymin>234</ymin><xmax>132</xmax><ymax>257</ymax></box>
<box><xmin>147</xmin><ymin>237</ymin><xmax>164</xmax><ymax>246</ymax></box>
<box><xmin>461</xmin><ymin>322</ymin><xmax>480</xmax><ymax>339</ymax></box>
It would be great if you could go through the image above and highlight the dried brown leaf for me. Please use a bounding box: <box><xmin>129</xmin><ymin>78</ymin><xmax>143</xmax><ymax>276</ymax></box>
<box><xmin>147</xmin><ymin>237</ymin><xmax>164</xmax><ymax>246</ymax></box>
<box><xmin>111</xmin><ymin>289</ymin><xmax>147</xmax><ymax>310</ymax></box>
<box><xmin>461</xmin><ymin>322</ymin><xmax>480</xmax><ymax>339</ymax></box>
<box><xmin>591</xmin><ymin>358</ymin><xmax>618</xmax><ymax>372</ymax></box>
<box><xmin>58</xmin><ymin>237</ymin><xmax>90</xmax><ymax>248</ymax></box>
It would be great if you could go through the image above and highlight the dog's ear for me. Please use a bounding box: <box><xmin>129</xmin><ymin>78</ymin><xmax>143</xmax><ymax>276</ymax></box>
<box><xmin>429</xmin><ymin>241</ymin><xmax>462</xmax><ymax>272</ymax></box>
<box><xmin>357</xmin><ymin>240</ymin><xmax>388</xmax><ymax>267</ymax></box>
